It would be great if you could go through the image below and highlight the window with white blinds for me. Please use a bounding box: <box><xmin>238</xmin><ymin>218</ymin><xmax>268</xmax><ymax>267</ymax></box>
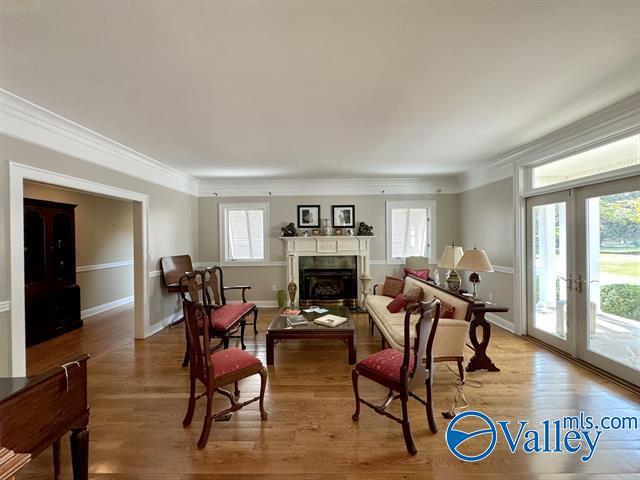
<box><xmin>386</xmin><ymin>201</ymin><xmax>435</xmax><ymax>264</ymax></box>
<box><xmin>220</xmin><ymin>203</ymin><xmax>268</xmax><ymax>263</ymax></box>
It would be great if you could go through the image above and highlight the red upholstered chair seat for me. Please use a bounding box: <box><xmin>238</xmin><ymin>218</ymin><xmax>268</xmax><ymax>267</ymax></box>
<box><xmin>211</xmin><ymin>347</ymin><xmax>261</xmax><ymax>378</ymax></box>
<box><xmin>209</xmin><ymin>303</ymin><xmax>255</xmax><ymax>330</ymax></box>
<box><xmin>357</xmin><ymin>348</ymin><xmax>415</xmax><ymax>384</ymax></box>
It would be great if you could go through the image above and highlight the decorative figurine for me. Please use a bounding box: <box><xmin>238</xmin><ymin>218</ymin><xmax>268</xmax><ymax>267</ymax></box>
<box><xmin>357</xmin><ymin>221</ymin><xmax>374</xmax><ymax>236</ymax></box>
<box><xmin>287</xmin><ymin>280</ymin><xmax>297</xmax><ymax>307</ymax></box>
<box><xmin>281</xmin><ymin>222</ymin><xmax>297</xmax><ymax>237</ymax></box>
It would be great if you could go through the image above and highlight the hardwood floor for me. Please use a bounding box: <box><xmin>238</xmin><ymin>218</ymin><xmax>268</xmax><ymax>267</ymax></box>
<box><xmin>21</xmin><ymin>306</ymin><xmax>640</xmax><ymax>479</ymax></box>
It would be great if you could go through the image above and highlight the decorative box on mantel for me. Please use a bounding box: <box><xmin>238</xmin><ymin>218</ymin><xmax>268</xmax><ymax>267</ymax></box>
<box><xmin>280</xmin><ymin>236</ymin><xmax>373</xmax><ymax>306</ymax></box>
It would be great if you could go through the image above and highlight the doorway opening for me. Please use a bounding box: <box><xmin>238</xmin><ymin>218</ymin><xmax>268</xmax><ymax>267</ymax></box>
<box><xmin>9</xmin><ymin>162</ymin><xmax>150</xmax><ymax>377</ymax></box>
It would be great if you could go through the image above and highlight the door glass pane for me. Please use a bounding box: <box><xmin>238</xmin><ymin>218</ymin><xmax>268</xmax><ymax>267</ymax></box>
<box><xmin>586</xmin><ymin>190</ymin><xmax>640</xmax><ymax>371</ymax></box>
<box><xmin>532</xmin><ymin>202</ymin><xmax>568</xmax><ymax>338</ymax></box>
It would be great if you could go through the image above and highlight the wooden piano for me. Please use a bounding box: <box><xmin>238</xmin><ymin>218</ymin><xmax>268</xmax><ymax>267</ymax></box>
<box><xmin>0</xmin><ymin>355</ymin><xmax>90</xmax><ymax>480</ymax></box>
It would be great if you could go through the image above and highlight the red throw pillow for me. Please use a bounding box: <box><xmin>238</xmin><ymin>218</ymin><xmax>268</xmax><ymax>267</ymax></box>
<box><xmin>386</xmin><ymin>294</ymin><xmax>408</xmax><ymax>313</ymax></box>
<box><xmin>382</xmin><ymin>276</ymin><xmax>405</xmax><ymax>298</ymax></box>
<box><xmin>434</xmin><ymin>296</ymin><xmax>456</xmax><ymax>318</ymax></box>
<box><xmin>404</xmin><ymin>268</ymin><xmax>430</xmax><ymax>281</ymax></box>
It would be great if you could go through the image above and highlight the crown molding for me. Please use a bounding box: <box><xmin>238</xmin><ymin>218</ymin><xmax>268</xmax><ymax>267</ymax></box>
<box><xmin>0</xmin><ymin>89</ymin><xmax>199</xmax><ymax>196</ymax></box>
<box><xmin>198</xmin><ymin>176</ymin><xmax>459</xmax><ymax>197</ymax></box>
<box><xmin>457</xmin><ymin>90</ymin><xmax>640</xmax><ymax>192</ymax></box>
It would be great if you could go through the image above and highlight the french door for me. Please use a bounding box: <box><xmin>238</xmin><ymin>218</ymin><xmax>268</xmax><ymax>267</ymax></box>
<box><xmin>527</xmin><ymin>176</ymin><xmax>639</xmax><ymax>385</ymax></box>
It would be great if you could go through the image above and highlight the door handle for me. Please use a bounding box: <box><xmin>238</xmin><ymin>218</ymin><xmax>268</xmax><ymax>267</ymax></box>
<box><xmin>575</xmin><ymin>274</ymin><xmax>599</xmax><ymax>293</ymax></box>
<box><xmin>558</xmin><ymin>274</ymin><xmax>573</xmax><ymax>291</ymax></box>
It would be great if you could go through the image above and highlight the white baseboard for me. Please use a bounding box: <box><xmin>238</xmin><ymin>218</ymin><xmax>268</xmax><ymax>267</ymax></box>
<box><xmin>226</xmin><ymin>300</ymin><xmax>279</xmax><ymax>308</ymax></box>
<box><xmin>486</xmin><ymin>312</ymin><xmax>516</xmax><ymax>334</ymax></box>
<box><xmin>147</xmin><ymin>310</ymin><xmax>183</xmax><ymax>337</ymax></box>
<box><xmin>81</xmin><ymin>296</ymin><xmax>134</xmax><ymax>319</ymax></box>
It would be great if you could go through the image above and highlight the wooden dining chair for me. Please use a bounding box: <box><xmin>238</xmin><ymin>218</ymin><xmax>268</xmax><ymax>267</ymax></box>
<box><xmin>203</xmin><ymin>266</ymin><xmax>259</xmax><ymax>336</ymax></box>
<box><xmin>181</xmin><ymin>274</ymin><xmax>268</xmax><ymax>449</ymax></box>
<box><xmin>351</xmin><ymin>298</ymin><xmax>440</xmax><ymax>455</ymax></box>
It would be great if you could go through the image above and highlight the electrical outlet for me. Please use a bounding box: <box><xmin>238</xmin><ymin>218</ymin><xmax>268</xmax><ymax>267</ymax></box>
<box><xmin>272</xmin><ymin>284</ymin><xmax>277</xmax><ymax>291</ymax></box>
<box><xmin>488</xmin><ymin>292</ymin><xmax>493</xmax><ymax>301</ymax></box>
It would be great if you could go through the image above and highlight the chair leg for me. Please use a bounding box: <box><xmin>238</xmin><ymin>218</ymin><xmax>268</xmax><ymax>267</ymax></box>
<box><xmin>381</xmin><ymin>336</ymin><xmax>386</xmax><ymax>350</ymax></box>
<box><xmin>259</xmin><ymin>366</ymin><xmax>268</xmax><ymax>420</ymax></box>
<box><xmin>401</xmin><ymin>393</ymin><xmax>417</xmax><ymax>455</ymax></box>
<box><xmin>240</xmin><ymin>320</ymin><xmax>247</xmax><ymax>350</ymax></box>
<box><xmin>197</xmin><ymin>388</ymin><xmax>214</xmax><ymax>449</ymax></box>
<box><xmin>368</xmin><ymin>316</ymin><xmax>374</xmax><ymax>336</ymax></box>
<box><xmin>234</xmin><ymin>381</ymin><xmax>240</xmax><ymax>398</ymax></box>
<box><xmin>457</xmin><ymin>358</ymin><xmax>465</xmax><ymax>385</ymax></box>
<box><xmin>53</xmin><ymin>438</ymin><xmax>61</xmax><ymax>479</ymax></box>
<box><xmin>351</xmin><ymin>369</ymin><xmax>361</xmax><ymax>421</ymax></box>
<box><xmin>425</xmin><ymin>377</ymin><xmax>438</xmax><ymax>434</ymax></box>
<box><xmin>182</xmin><ymin>329</ymin><xmax>190</xmax><ymax>367</ymax></box>
<box><xmin>183</xmin><ymin>373</ymin><xmax>197</xmax><ymax>427</ymax></box>
<box><xmin>223</xmin><ymin>335</ymin><xmax>230</xmax><ymax>349</ymax></box>
<box><xmin>253</xmin><ymin>306</ymin><xmax>259</xmax><ymax>334</ymax></box>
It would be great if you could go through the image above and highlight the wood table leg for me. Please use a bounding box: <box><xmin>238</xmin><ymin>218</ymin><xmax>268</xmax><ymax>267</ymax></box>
<box><xmin>348</xmin><ymin>333</ymin><xmax>356</xmax><ymax>364</ymax></box>
<box><xmin>466</xmin><ymin>311</ymin><xmax>500</xmax><ymax>372</ymax></box>
<box><xmin>53</xmin><ymin>437</ymin><xmax>61</xmax><ymax>479</ymax></box>
<box><xmin>70</xmin><ymin>428</ymin><xmax>89</xmax><ymax>480</ymax></box>
<box><xmin>266</xmin><ymin>333</ymin><xmax>275</xmax><ymax>365</ymax></box>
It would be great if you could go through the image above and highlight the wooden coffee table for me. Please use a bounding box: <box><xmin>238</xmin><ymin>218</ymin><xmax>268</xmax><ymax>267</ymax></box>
<box><xmin>266</xmin><ymin>306</ymin><xmax>356</xmax><ymax>365</ymax></box>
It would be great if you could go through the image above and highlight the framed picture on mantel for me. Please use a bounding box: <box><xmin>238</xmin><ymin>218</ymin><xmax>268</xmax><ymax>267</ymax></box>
<box><xmin>297</xmin><ymin>205</ymin><xmax>320</xmax><ymax>228</ymax></box>
<box><xmin>332</xmin><ymin>205</ymin><xmax>355</xmax><ymax>228</ymax></box>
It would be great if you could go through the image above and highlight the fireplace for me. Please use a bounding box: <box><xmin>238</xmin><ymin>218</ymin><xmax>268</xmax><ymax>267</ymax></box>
<box><xmin>299</xmin><ymin>256</ymin><xmax>357</xmax><ymax>308</ymax></box>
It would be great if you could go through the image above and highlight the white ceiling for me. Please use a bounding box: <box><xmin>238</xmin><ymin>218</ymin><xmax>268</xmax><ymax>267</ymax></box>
<box><xmin>1</xmin><ymin>0</ymin><xmax>639</xmax><ymax>180</ymax></box>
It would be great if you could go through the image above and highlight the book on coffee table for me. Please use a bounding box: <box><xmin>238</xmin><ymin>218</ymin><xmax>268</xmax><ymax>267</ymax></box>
<box><xmin>286</xmin><ymin>315</ymin><xmax>308</xmax><ymax>327</ymax></box>
<box><xmin>313</xmin><ymin>314</ymin><xmax>348</xmax><ymax>328</ymax></box>
<box><xmin>281</xmin><ymin>309</ymin><xmax>301</xmax><ymax>316</ymax></box>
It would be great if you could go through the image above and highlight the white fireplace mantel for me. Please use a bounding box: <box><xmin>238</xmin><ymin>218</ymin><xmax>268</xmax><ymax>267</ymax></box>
<box><xmin>280</xmin><ymin>236</ymin><xmax>373</xmax><ymax>304</ymax></box>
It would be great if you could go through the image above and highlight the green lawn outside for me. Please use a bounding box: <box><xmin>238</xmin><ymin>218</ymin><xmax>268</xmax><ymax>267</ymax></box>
<box><xmin>599</xmin><ymin>253</ymin><xmax>640</xmax><ymax>278</ymax></box>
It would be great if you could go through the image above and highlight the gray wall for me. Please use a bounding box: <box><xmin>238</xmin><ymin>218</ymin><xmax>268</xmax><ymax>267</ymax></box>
<box><xmin>198</xmin><ymin>193</ymin><xmax>458</xmax><ymax>302</ymax></box>
<box><xmin>0</xmin><ymin>134</ymin><xmax>199</xmax><ymax>375</ymax></box>
<box><xmin>458</xmin><ymin>177</ymin><xmax>514</xmax><ymax>323</ymax></box>
<box><xmin>23</xmin><ymin>181</ymin><xmax>134</xmax><ymax>313</ymax></box>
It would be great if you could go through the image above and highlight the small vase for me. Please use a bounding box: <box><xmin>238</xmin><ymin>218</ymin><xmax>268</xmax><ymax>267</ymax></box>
<box><xmin>322</xmin><ymin>218</ymin><xmax>333</xmax><ymax>236</ymax></box>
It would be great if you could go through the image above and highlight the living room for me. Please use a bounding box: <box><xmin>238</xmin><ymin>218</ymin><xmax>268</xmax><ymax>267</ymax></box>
<box><xmin>0</xmin><ymin>1</ymin><xmax>638</xmax><ymax>478</ymax></box>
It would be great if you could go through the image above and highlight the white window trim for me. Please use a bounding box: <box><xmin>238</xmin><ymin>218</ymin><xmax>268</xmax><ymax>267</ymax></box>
<box><xmin>385</xmin><ymin>200</ymin><xmax>436</xmax><ymax>265</ymax></box>
<box><xmin>219</xmin><ymin>202</ymin><xmax>270</xmax><ymax>266</ymax></box>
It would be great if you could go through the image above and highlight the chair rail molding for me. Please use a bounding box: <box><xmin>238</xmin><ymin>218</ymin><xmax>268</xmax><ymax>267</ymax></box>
<box><xmin>0</xmin><ymin>88</ymin><xmax>199</xmax><ymax>196</ymax></box>
<box><xmin>76</xmin><ymin>260</ymin><xmax>134</xmax><ymax>273</ymax></box>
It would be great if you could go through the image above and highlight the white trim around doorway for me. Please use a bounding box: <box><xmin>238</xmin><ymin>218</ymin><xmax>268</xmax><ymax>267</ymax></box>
<box><xmin>9</xmin><ymin>162</ymin><xmax>151</xmax><ymax>376</ymax></box>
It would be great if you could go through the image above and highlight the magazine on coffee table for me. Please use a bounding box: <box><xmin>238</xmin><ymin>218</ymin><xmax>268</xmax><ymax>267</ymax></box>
<box><xmin>313</xmin><ymin>314</ymin><xmax>348</xmax><ymax>328</ymax></box>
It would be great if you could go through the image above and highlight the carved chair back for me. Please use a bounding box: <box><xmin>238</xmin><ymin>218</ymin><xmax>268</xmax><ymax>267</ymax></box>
<box><xmin>180</xmin><ymin>272</ymin><xmax>213</xmax><ymax>382</ymax></box>
<box><xmin>403</xmin><ymin>299</ymin><xmax>440</xmax><ymax>387</ymax></box>
<box><xmin>202</xmin><ymin>266</ymin><xmax>222</xmax><ymax>307</ymax></box>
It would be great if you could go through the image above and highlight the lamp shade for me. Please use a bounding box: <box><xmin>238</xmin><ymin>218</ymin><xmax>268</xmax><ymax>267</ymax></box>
<box><xmin>437</xmin><ymin>245</ymin><xmax>464</xmax><ymax>269</ymax></box>
<box><xmin>457</xmin><ymin>248</ymin><xmax>494</xmax><ymax>272</ymax></box>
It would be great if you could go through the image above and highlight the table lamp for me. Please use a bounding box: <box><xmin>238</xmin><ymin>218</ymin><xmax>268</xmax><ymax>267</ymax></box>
<box><xmin>437</xmin><ymin>243</ymin><xmax>464</xmax><ymax>292</ymax></box>
<box><xmin>457</xmin><ymin>247</ymin><xmax>494</xmax><ymax>299</ymax></box>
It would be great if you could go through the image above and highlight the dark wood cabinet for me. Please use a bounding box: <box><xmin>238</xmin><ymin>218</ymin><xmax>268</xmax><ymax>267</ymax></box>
<box><xmin>24</xmin><ymin>198</ymin><xmax>82</xmax><ymax>346</ymax></box>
